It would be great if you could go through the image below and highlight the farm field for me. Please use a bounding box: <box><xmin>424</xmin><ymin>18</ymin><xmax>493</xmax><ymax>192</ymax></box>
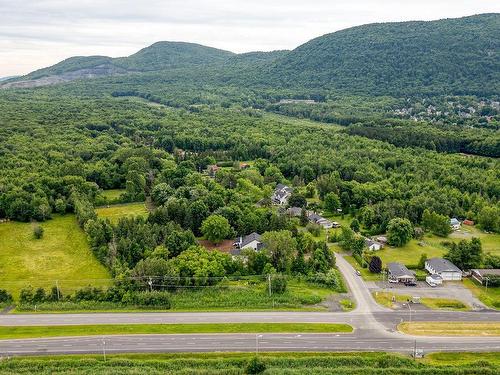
<box><xmin>98</xmin><ymin>189</ymin><xmax>126</xmax><ymax>202</ymax></box>
<box><xmin>0</xmin><ymin>215</ymin><xmax>110</xmax><ymax>298</ymax></box>
<box><xmin>449</xmin><ymin>226</ymin><xmax>500</xmax><ymax>256</ymax></box>
<box><xmin>95</xmin><ymin>202</ymin><xmax>148</xmax><ymax>223</ymax></box>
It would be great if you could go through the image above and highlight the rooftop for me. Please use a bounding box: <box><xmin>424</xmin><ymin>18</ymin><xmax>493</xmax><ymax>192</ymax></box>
<box><xmin>426</xmin><ymin>258</ymin><xmax>461</xmax><ymax>273</ymax></box>
<box><xmin>387</xmin><ymin>262</ymin><xmax>415</xmax><ymax>278</ymax></box>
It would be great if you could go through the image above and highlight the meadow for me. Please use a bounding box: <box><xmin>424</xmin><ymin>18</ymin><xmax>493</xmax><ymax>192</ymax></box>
<box><xmin>0</xmin><ymin>215</ymin><xmax>110</xmax><ymax>298</ymax></box>
<box><xmin>95</xmin><ymin>202</ymin><xmax>149</xmax><ymax>224</ymax></box>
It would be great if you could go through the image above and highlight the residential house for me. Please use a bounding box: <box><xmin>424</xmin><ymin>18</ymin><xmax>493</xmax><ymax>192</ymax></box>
<box><xmin>271</xmin><ymin>184</ymin><xmax>293</xmax><ymax>205</ymax></box>
<box><xmin>463</xmin><ymin>219</ymin><xmax>474</xmax><ymax>226</ymax></box>
<box><xmin>450</xmin><ymin>218</ymin><xmax>461</xmax><ymax>231</ymax></box>
<box><xmin>365</xmin><ymin>238</ymin><xmax>383</xmax><ymax>251</ymax></box>
<box><xmin>387</xmin><ymin>262</ymin><xmax>416</xmax><ymax>284</ymax></box>
<box><xmin>471</xmin><ymin>269</ymin><xmax>500</xmax><ymax>285</ymax></box>
<box><xmin>425</xmin><ymin>258</ymin><xmax>462</xmax><ymax>281</ymax></box>
<box><xmin>207</xmin><ymin>164</ymin><xmax>220</xmax><ymax>177</ymax></box>
<box><xmin>233</xmin><ymin>232</ymin><xmax>264</xmax><ymax>251</ymax></box>
<box><xmin>307</xmin><ymin>212</ymin><xmax>333</xmax><ymax>229</ymax></box>
<box><xmin>375</xmin><ymin>236</ymin><xmax>388</xmax><ymax>244</ymax></box>
<box><xmin>287</xmin><ymin>206</ymin><xmax>303</xmax><ymax>217</ymax></box>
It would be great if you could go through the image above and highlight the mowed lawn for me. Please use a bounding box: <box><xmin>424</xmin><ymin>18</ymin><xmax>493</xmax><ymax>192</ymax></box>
<box><xmin>95</xmin><ymin>202</ymin><xmax>148</xmax><ymax>224</ymax></box>
<box><xmin>0</xmin><ymin>215</ymin><xmax>110</xmax><ymax>298</ymax></box>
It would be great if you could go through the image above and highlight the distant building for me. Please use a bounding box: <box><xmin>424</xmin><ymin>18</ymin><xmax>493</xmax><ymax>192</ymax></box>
<box><xmin>425</xmin><ymin>258</ymin><xmax>462</xmax><ymax>281</ymax></box>
<box><xmin>375</xmin><ymin>236</ymin><xmax>388</xmax><ymax>244</ymax></box>
<box><xmin>271</xmin><ymin>184</ymin><xmax>293</xmax><ymax>205</ymax></box>
<box><xmin>240</xmin><ymin>163</ymin><xmax>250</xmax><ymax>169</ymax></box>
<box><xmin>450</xmin><ymin>218</ymin><xmax>461</xmax><ymax>231</ymax></box>
<box><xmin>463</xmin><ymin>219</ymin><xmax>474</xmax><ymax>226</ymax></box>
<box><xmin>331</xmin><ymin>221</ymin><xmax>341</xmax><ymax>228</ymax></box>
<box><xmin>233</xmin><ymin>232</ymin><xmax>263</xmax><ymax>251</ymax></box>
<box><xmin>387</xmin><ymin>262</ymin><xmax>416</xmax><ymax>284</ymax></box>
<box><xmin>471</xmin><ymin>269</ymin><xmax>500</xmax><ymax>285</ymax></box>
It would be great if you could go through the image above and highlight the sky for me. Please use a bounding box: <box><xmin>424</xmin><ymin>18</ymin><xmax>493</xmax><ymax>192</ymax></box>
<box><xmin>1</xmin><ymin>0</ymin><xmax>499</xmax><ymax>77</ymax></box>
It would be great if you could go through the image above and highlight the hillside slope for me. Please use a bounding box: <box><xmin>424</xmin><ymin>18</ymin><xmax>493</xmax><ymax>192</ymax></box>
<box><xmin>267</xmin><ymin>13</ymin><xmax>500</xmax><ymax>96</ymax></box>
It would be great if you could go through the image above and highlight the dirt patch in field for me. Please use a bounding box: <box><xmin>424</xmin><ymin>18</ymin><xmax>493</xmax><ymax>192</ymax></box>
<box><xmin>198</xmin><ymin>239</ymin><xmax>235</xmax><ymax>252</ymax></box>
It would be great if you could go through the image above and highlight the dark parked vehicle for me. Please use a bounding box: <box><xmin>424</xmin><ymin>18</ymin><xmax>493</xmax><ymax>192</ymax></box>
<box><xmin>404</xmin><ymin>281</ymin><xmax>417</xmax><ymax>286</ymax></box>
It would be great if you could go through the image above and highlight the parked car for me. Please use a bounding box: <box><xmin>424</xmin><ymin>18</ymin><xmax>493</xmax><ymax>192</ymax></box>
<box><xmin>404</xmin><ymin>281</ymin><xmax>417</xmax><ymax>286</ymax></box>
<box><xmin>356</xmin><ymin>270</ymin><xmax>361</xmax><ymax>276</ymax></box>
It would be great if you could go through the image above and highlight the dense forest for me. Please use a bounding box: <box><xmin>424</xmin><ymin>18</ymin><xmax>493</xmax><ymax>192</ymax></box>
<box><xmin>0</xmin><ymin>14</ymin><xmax>499</xmax><ymax>307</ymax></box>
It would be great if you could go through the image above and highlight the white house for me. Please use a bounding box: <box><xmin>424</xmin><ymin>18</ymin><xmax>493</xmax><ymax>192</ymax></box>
<box><xmin>365</xmin><ymin>238</ymin><xmax>383</xmax><ymax>251</ymax></box>
<box><xmin>271</xmin><ymin>184</ymin><xmax>293</xmax><ymax>205</ymax></box>
<box><xmin>307</xmin><ymin>212</ymin><xmax>333</xmax><ymax>229</ymax></box>
<box><xmin>450</xmin><ymin>218</ymin><xmax>461</xmax><ymax>231</ymax></box>
<box><xmin>233</xmin><ymin>232</ymin><xmax>263</xmax><ymax>251</ymax></box>
<box><xmin>425</xmin><ymin>258</ymin><xmax>462</xmax><ymax>281</ymax></box>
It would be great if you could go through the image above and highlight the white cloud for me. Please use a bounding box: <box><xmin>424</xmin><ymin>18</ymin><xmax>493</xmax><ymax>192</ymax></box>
<box><xmin>0</xmin><ymin>0</ymin><xmax>498</xmax><ymax>76</ymax></box>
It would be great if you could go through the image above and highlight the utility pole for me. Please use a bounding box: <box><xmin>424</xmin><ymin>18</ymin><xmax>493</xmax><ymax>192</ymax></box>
<box><xmin>55</xmin><ymin>280</ymin><xmax>60</xmax><ymax>301</ymax></box>
<box><xmin>102</xmin><ymin>340</ymin><xmax>106</xmax><ymax>361</ymax></box>
<box><xmin>148</xmin><ymin>277</ymin><xmax>153</xmax><ymax>292</ymax></box>
<box><xmin>413</xmin><ymin>339</ymin><xmax>417</xmax><ymax>359</ymax></box>
<box><xmin>268</xmin><ymin>274</ymin><xmax>272</xmax><ymax>297</ymax></box>
<box><xmin>256</xmin><ymin>334</ymin><xmax>263</xmax><ymax>355</ymax></box>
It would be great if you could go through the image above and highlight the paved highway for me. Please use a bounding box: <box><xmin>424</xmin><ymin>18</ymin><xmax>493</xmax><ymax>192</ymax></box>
<box><xmin>0</xmin><ymin>253</ymin><xmax>498</xmax><ymax>356</ymax></box>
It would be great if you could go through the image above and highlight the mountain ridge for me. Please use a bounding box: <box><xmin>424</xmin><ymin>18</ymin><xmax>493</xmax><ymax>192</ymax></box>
<box><xmin>3</xmin><ymin>13</ymin><xmax>499</xmax><ymax>96</ymax></box>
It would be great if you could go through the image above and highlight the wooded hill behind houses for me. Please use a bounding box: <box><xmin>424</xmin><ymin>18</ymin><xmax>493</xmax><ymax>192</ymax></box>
<box><xmin>4</xmin><ymin>13</ymin><xmax>499</xmax><ymax>97</ymax></box>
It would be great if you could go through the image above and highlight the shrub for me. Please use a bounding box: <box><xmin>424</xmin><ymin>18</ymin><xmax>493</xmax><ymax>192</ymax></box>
<box><xmin>33</xmin><ymin>225</ymin><xmax>44</xmax><ymax>239</ymax></box>
<box><xmin>369</xmin><ymin>256</ymin><xmax>382</xmax><ymax>273</ymax></box>
<box><xmin>306</xmin><ymin>222</ymin><xmax>321</xmax><ymax>237</ymax></box>
<box><xmin>270</xmin><ymin>274</ymin><xmax>287</xmax><ymax>294</ymax></box>
<box><xmin>19</xmin><ymin>287</ymin><xmax>34</xmax><ymax>304</ymax></box>
<box><xmin>123</xmin><ymin>291</ymin><xmax>171</xmax><ymax>309</ymax></box>
<box><xmin>0</xmin><ymin>289</ymin><xmax>13</xmax><ymax>304</ymax></box>
<box><xmin>245</xmin><ymin>356</ymin><xmax>266</xmax><ymax>374</ymax></box>
<box><xmin>307</xmin><ymin>269</ymin><xmax>341</xmax><ymax>290</ymax></box>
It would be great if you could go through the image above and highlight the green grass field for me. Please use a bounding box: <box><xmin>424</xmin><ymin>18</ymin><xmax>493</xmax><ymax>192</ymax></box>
<box><xmin>449</xmin><ymin>226</ymin><xmax>500</xmax><ymax>256</ymax></box>
<box><xmin>99</xmin><ymin>189</ymin><xmax>126</xmax><ymax>201</ymax></box>
<box><xmin>95</xmin><ymin>202</ymin><xmax>148</xmax><ymax>223</ymax></box>
<box><xmin>0</xmin><ymin>323</ymin><xmax>352</xmax><ymax>339</ymax></box>
<box><xmin>0</xmin><ymin>215</ymin><xmax>110</xmax><ymax>298</ymax></box>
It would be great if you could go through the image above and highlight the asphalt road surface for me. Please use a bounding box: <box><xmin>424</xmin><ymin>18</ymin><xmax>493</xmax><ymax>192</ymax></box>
<box><xmin>0</xmin><ymin>253</ymin><xmax>498</xmax><ymax>356</ymax></box>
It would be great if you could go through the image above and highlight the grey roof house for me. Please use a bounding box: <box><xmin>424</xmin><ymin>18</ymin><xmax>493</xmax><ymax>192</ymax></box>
<box><xmin>387</xmin><ymin>262</ymin><xmax>416</xmax><ymax>283</ymax></box>
<box><xmin>425</xmin><ymin>258</ymin><xmax>462</xmax><ymax>281</ymax></box>
<box><xmin>233</xmin><ymin>232</ymin><xmax>264</xmax><ymax>251</ymax></box>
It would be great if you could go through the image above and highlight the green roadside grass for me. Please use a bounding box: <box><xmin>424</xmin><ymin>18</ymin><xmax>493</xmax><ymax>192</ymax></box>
<box><xmin>0</xmin><ymin>323</ymin><xmax>352</xmax><ymax>339</ymax></box>
<box><xmin>344</xmin><ymin>256</ymin><xmax>382</xmax><ymax>281</ymax></box>
<box><xmin>463</xmin><ymin>278</ymin><xmax>500</xmax><ymax>310</ymax></box>
<box><xmin>1</xmin><ymin>351</ymin><xmax>498</xmax><ymax>374</ymax></box>
<box><xmin>398</xmin><ymin>322</ymin><xmax>500</xmax><ymax>336</ymax></box>
<box><xmin>372</xmin><ymin>292</ymin><xmax>469</xmax><ymax>311</ymax></box>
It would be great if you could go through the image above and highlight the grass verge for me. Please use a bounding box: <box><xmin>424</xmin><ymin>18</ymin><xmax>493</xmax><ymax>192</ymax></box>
<box><xmin>398</xmin><ymin>322</ymin><xmax>500</xmax><ymax>336</ymax></box>
<box><xmin>463</xmin><ymin>278</ymin><xmax>500</xmax><ymax>310</ymax></box>
<box><xmin>372</xmin><ymin>292</ymin><xmax>468</xmax><ymax>310</ymax></box>
<box><xmin>0</xmin><ymin>323</ymin><xmax>352</xmax><ymax>339</ymax></box>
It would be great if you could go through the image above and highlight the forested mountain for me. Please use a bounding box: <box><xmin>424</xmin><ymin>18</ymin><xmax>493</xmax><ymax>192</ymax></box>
<box><xmin>3</xmin><ymin>14</ymin><xmax>499</xmax><ymax>96</ymax></box>
<box><xmin>267</xmin><ymin>13</ymin><xmax>500</xmax><ymax>96</ymax></box>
